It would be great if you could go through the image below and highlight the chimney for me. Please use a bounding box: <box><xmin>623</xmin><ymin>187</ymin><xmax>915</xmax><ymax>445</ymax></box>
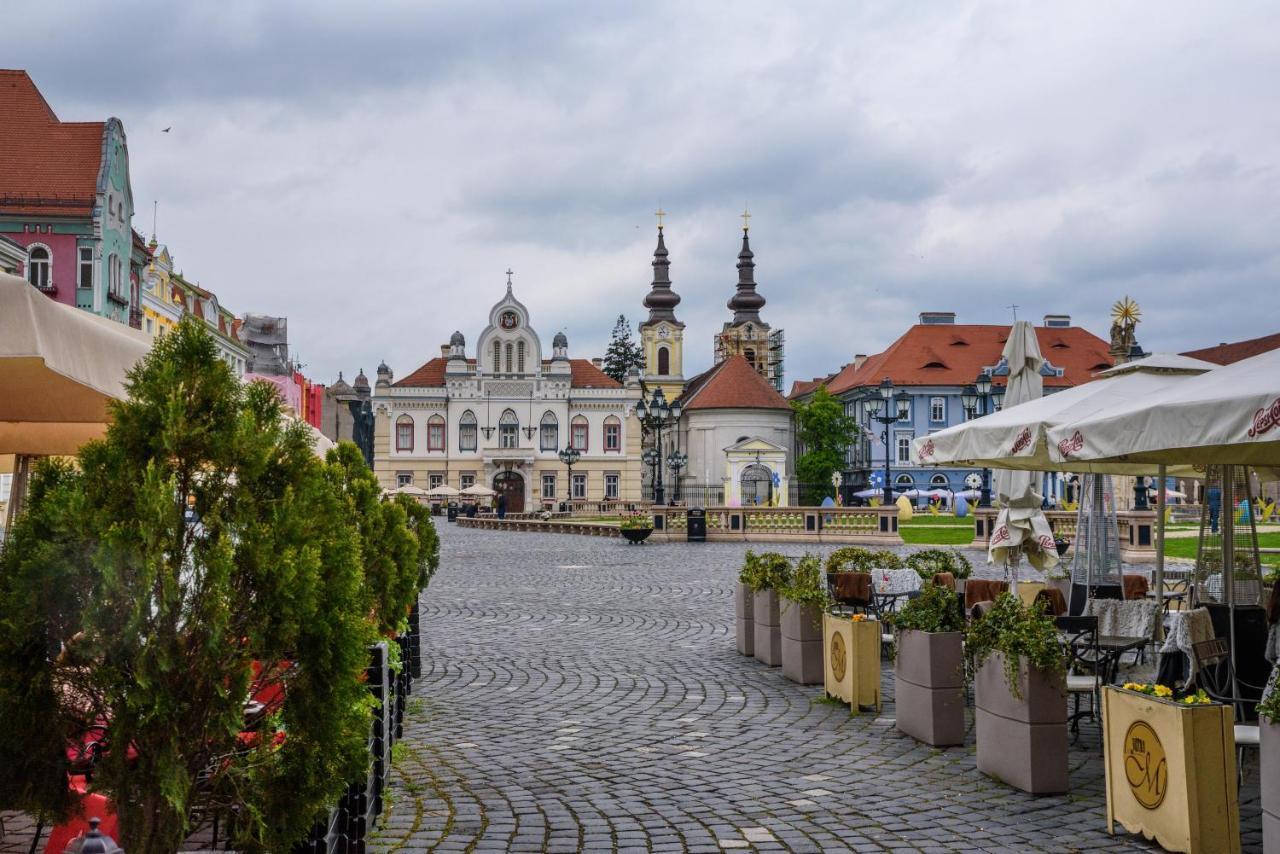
<box><xmin>441</xmin><ymin>344</ymin><xmax>451</xmax><ymax>358</ymax></box>
<box><xmin>592</xmin><ymin>357</ymin><xmax>604</xmax><ymax>369</ymax></box>
<box><xmin>853</xmin><ymin>354</ymin><xmax>868</xmax><ymax>370</ymax></box>
<box><xmin>918</xmin><ymin>312</ymin><xmax>955</xmax><ymax>325</ymax></box>
<box><xmin>1043</xmin><ymin>314</ymin><xmax>1071</xmax><ymax>328</ymax></box>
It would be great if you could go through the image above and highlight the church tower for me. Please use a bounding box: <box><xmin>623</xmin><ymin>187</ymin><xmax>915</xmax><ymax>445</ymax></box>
<box><xmin>714</xmin><ymin>214</ymin><xmax>785</xmax><ymax>392</ymax></box>
<box><xmin>638</xmin><ymin>212</ymin><xmax>686</xmax><ymax>400</ymax></box>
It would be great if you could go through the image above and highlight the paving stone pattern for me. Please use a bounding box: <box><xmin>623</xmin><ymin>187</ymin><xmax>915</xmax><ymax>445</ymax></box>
<box><xmin>372</xmin><ymin>525</ymin><xmax>1262</xmax><ymax>853</ymax></box>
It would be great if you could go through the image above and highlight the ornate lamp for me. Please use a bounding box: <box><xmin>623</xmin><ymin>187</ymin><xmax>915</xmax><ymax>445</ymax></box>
<box><xmin>70</xmin><ymin>818</ymin><xmax>123</xmax><ymax>854</ymax></box>
<box><xmin>961</xmin><ymin>384</ymin><xmax>979</xmax><ymax>417</ymax></box>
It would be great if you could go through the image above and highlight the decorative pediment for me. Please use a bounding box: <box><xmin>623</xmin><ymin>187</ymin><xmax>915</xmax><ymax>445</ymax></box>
<box><xmin>723</xmin><ymin>436</ymin><xmax>787</xmax><ymax>455</ymax></box>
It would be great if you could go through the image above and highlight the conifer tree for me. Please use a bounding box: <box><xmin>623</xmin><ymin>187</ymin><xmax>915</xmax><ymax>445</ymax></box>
<box><xmin>602</xmin><ymin>314</ymin><xmax>644</xmax><ymax>382</ymax></box>
<box><xmin>0</xmin><ymin>317</ymin><xmax>420</xmax><ymax>852</ymax></box>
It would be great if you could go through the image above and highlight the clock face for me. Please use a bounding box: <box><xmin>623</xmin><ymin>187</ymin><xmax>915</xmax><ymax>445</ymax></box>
<box><xmin>657</xmin><ymin>326</ymin><xmax>670</xmax><ymax>338</ymax></box>
<box><xmin>500</xmin><ymin>311</ymin><xmax>519</xmax><ymax>330</ymax></box>
<box><xmin>965</xmin><ymin>473</ymin><xmax>983</xmax><ymax>490</ymax></box>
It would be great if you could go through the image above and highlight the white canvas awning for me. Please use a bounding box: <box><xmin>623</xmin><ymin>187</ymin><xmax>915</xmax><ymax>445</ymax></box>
<box><xmin>460</xmin><ymin>483</ymin><xmax>497</xmax><ymax>497</ymax></box>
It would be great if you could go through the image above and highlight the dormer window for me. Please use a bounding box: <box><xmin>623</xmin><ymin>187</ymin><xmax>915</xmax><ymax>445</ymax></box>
<box><xmin>921</xmin><ymin>361</ymin><xmax>947</xmax><ymax>369</ymax></box>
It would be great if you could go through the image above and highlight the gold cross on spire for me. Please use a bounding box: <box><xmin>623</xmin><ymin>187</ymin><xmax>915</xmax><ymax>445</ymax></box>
<box><xmin>740</xmin><ymin>206</ymin><xmax>751</xmax><ymax>231</ymax></box>
<box><xmin>655</xmin><ymin>207</ymin><xmax>666</xmax><ymax>229</ymax></box>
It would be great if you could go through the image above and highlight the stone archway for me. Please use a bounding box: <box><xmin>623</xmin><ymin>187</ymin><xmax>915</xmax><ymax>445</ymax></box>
<box><xmin>493</xmin><ymin>471</ymin><xmax>525</xmax><ymax>514</ymax></box>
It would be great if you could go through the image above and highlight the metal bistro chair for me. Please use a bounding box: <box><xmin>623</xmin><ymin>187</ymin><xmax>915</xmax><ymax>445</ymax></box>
<box><xmin>827</xmin><ymin>571</ymin><xmax>874</xmax><ymax>617</ymax></box>
<box><xmin>1056</xmin><ymin>615</ymin><xmax>1104</xmax><ymax>745</ymax></box>
<box><xmin>1190</xmin><ymin>637</ymin><xmax>1261</xmax><ymax>786</ymax></box>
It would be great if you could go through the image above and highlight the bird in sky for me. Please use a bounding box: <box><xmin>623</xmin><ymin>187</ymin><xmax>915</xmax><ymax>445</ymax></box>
<box><xmin>162</xmin><ymin>127</ymin><xmax>171</xmax><ymax>133</ymax></box>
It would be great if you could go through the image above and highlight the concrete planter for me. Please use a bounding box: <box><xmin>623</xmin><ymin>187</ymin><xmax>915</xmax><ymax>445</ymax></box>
<box><xmin>734</xmin><ymin>583</ymin><xmax>755</xmax><ymax>657</ymax></box>
<box><xmin>822</xmin><ymin>613</ymin><xmax>881</xmax><ymax>712</ymax></box>
<box><xmin>752</xmin><ymin>588</ymin><xmax>782</xmax><ymax>667</ymax></box>
<box><xmin>974</xmin><ymin>653</ymin><xmax>1068</xmax><ymax>794</ymax></box>
<box><xmin>894</xmin><ymin>630</ymin><xmax>965</xmax><ymax>746</ymax></box>
<box><xmin>780</xmin><ymin>598</ymin><xmax>824</xmax><ymax>685</ymax></box>
<box><xmin>1265</xmin><ymin>719</ymin><xmax>1280</xmax><ymax>852</ymax></box>
<box><xmin>1103</xmin><ymin>686</ymin><xmax>1239</xmax><ymax>852</ymax></box>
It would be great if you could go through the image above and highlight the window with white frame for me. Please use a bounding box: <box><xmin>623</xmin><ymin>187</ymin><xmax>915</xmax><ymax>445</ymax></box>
<box><xmin>396</xmin><ymin>472</ymin><xmax>412</xmax><ymax>487</ymax></box>
<box><xmin>604</xmin><ymin>473</ymin><xmax>619</xmax><ymax>500</ymax></box>
<box><xmin>499</xmin><ymin>409</ymin><xmax>519</xmax><ymax>448</ymax></box>
<box><xmin>460</xmin><ymin>472</ymin><xmax>475</xmax><ymax>490</ymax></box>
<box><xmin>27</xmin><ymin>245</ymin><xmax>50</xmax><ymax>289</ymax></box>
<box><xmin>427</xmin><ymin>415</ymin><xmax>446</xmax><ymax>451</ymax></box>
<box><xmin>517</xmin><ymin>340</ymin><xmax>526</xmax><ymax>374</ymax></box>
<box><xmin>603</xmin><ymin>416</ymin><xmax>621</xmax><ymax>452</ymax></box>
<box><xmin>896</xmin><ymin>473</ymin><xmax>914</xmax><ymax>489</ymax></box>
<box><xmin>429</xmin><ymin>474</ymin><xmax>443</xmax><ymax>489</ymax></box>
<box><xmin>896</xmin><ymin>434</ymin><xmax>912</xmax><ymax>463</ymax></box>
<box><xmin>571</xmin><ymin>415</ymin><xmax>588</xmax><ymax>451</ymax></box>
<box><xmin>540</xmin><ymin>411</ymin><xmax>558</xmax><ymax>451</ymax></box>
<box><xmin>542</xmin><ymin>473</ymin><xmax>557</xmax><ymax>499</ymax></box>
<box><xmin>571</xmin><ymin>473</ymin><xmax>587</xmax><ymax>499</ymax></box>
<box><xmin>78</xmin><ymin>247</ymin><xmax>93</xmax><ymax>289</ymax></box>
<box><xmin>396</xmin><ymin>415</ymin><xmax>414</xmax><ymax>451</ymax></box>
<box><xmin>931</xmin><ymin>473</ymin><xmax>949</xmax><ymax>489</ymax></box>
<box><xmin>0</xmin><ymin>472</ymin><xmax>11</xmax><ymax>502</ymax></box>
<box><xmin>930</xmin><ymin>397</ymin><xmax>945</xmax><ymax>423</ymax></box>
<box><xmin>459</xmin><ymin>410</ymin><xmax>478</xmax><ymax>451</ymax></box>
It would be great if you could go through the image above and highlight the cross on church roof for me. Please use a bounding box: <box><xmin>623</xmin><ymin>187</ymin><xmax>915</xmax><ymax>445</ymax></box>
<box><xmin>655</xmin><ymin>207</ymin><xmax>666</xmax><ymax>229</ymax></box>
<box><xmin>505</xmin><ymin>268</ymin><xmax>514</xmax><ymax>289</ymax></box>
<box><xmin>740</xmin><ymin>206</ymin><xmax>751</xmax><ymax>231</ymax></box>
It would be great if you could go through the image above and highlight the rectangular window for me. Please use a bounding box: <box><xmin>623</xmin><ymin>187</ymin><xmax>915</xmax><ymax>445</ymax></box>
<box><xmin>930</xmin><ymin>397</ymin><xmax>945</xmax><ymax>423</ymax></box>
<box><xmin>460</xmin><ymin>473</ymin><xmax>475</xmax><ymax>490</ymax></box>
<box><xmin>540</xmin><ymin>420</ymin><xmax>558</xmax><ymax>451</ymax></box>
<box><xmin>79</xmin><ymin>247</ymin><xmax>93</xmax><ymax>288</ymax></box>
<box><xmin>896</xmin><ymin>435</ymin><xmax>912</xmax><ymax>463</ymax></box>
<box><xmin>604</xmin><ymin>421</ymin><xmax>620</xmax><ymax>452</ymax></box>
<box><xmin>459</xmin><ymin>422</ymin><xmax>477</xmax><ymax>451</ymax></box>
<box><xmin>542</xmin><ymin>473</ymin><xmax>557</xmax><ymax>499</ymax></box>
<box><xmin>571</xmin><ymin>421</ymin><xmax>588</xmax><ymax>451</ymax></box>
<box><xmin>517</xmin><ymin>340</ymin><xmax>526</xmax><ymax>374</ymax></box>
<box><xmin>145</xmin><ymin>318</ymin><xmax>153</xmax><ymax>334</ymax></box>
<box><xmin>605</xmin><ymin>473</ymin><xmax>619</xmax><ymax>500</ymax></box>
<box><xmin>500</xmin><ymin>423</ymin><xmax>518</xmax><ymax>449</ymax></box>
<box><xmin>396</xmin><ymin>472</ymin><xmax>412</xmax><ymax>488</ymax></box>
<box><xmin>572</xmin><ymin>473</ymin><xmax>587</xmax><ymax>499</ymax></box>
<box><xmin>429</xmin><ymin>474</ymin><xmax>443</xmax><ymax>489</ymax></box>
<box><xmin>396</xmin><ymin>420</ymin><xmax>414</xmax><ymax>451</ymax></box>
<box><xmin>427</xmin><ymin>420</ymin><xmax>445</xmax><ymax>451</ymax></box>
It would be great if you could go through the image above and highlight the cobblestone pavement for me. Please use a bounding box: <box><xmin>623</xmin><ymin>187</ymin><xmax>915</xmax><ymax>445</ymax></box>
<box><xmin>372</xmin><ymin>525</ymin><xmax>1262</xmax><ymax>853</ymax></box>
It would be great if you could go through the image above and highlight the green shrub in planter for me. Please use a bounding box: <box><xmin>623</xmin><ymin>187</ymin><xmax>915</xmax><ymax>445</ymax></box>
<box><xmin>619</xmin><ymin>513</ymin><xmax>654</xmax><ymax>530</ymax></box>
<box><xmin>904</xmin><ymin>549</ymin><xmax>973</xmax><ymax>581</ymax></box>
<box><xmin>778</xmin><ymin>554</ymin><xmax>829</xmax><ymax>611</ymax></box>
<box><xmin>893</xmin><ymin>582</ymin><xmax>964</xmax><ymax>634</ymax></box>
<box><xmin>964</xmin><ymin>593</ymin><xmax>1066</xmax><ymax>697</ymax></box>
<box><xmin>778</xmin><ymin>554</ymin><xmax>827</xmax><ymax>684</ymax></box>
<box><xmin>825</xmin><ymin>546</ymin><xmax>901</xmax><ymax>574</ymax></box>
<box><xmin>740</xmin><ymin>550</ymin><xmax>794</xmax><ymax>591</ymax></box>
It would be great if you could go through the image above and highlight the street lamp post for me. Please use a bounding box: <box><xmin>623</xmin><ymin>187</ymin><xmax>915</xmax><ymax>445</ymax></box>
<box><xmin>635</xmin><ymin>387</ymin><xmax>683</xmax><ymax>505</ymax></box>
<box><xmin>666</xmin><ymin>450</ymin><xmax>687</xmax><ymax>503</ymax></box>
<box><xmin>558</xmin><ymin>445</ymin><xmax>580</xmax><ymax>507</ymax></box>
<box><xmin>862</xmin><ymin>377</ymin><xmax>900</xmax><ymax>508</ymax></box>
<box><xmin>972</xmin><ymin>371</ymin><xmax>1003</xmax><ymax>508</ymax></box>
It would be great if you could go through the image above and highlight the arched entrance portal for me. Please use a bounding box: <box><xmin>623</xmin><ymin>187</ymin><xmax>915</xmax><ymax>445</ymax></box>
<box><xmin>740</xmin><ymin>464</ymin><xmax>773</xmax><ymax>507</ymax></box>
<box><xmin>493</xmin><ymin>471</ymin><xmax>525</xmax><ymax>514</ymax></box>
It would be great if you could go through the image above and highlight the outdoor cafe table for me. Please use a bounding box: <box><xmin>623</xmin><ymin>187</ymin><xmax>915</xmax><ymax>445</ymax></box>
<box><xmin>1083</xmin><ymin>635</ymin><xmax>1149</xmax><ymax>684</ymax></box>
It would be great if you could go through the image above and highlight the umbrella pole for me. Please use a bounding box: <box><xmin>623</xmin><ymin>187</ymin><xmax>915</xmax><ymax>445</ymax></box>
<box><xmin>1223</xmin><ymin>465</ymin><xmax>1240</xmax><ymax>708</ymax></box>
<box><xmin>1154</xmin><ymin>464</ymin><xmax>1166</xmax><ymax>643</ymax></box>
<box><xmin>3</xmin><ymin>454</ymin><xmax>34</xmax><ymax>534</ymax></box>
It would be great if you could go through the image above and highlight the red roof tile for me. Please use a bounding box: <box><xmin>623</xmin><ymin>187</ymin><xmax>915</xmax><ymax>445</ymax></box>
<box><xmin>822</xmin><ymin>324</ymin><xmax>1112</xmax><ymax>396</ymax></box>
<box><xmin>680</xmin><ymin>355</ymin><xmax>792</xmax><ymax>411</ymax></box>
<box><xmin>1181</xmin><ymin>333</ymin><xmax>1280</xmax><ymax>366</ymax></box>
<box><xmin>393</xmin><ymin>358</ymin><xmax>622</xmax><ymax>389</ymax></box>
<box><xmin>0</xmin><ymin>71</ymin><xmax>104</xmax><ymax>218</ymax></box>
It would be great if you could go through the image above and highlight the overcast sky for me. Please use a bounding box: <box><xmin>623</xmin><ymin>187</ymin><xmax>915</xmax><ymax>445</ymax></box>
<box><xmin>11</xmin><ymin>2</ymin><xmax>1280</xmax><ymax>387</ymax></box>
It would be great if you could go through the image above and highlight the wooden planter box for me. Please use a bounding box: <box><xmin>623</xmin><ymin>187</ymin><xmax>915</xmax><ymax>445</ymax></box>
<box><xmin>895</xmin><ymin>630</ymin><xmax>965</xmax><ymax>746</ymax></box>
<box><xmin>734</xmin><ymin>583</ymin><xmax>755</xmax><ymax>657</ymax></box>
<box><xmin>822</xmin><ymin>613</ymin><xmax>881</xmax><ymax>712</ymax></box>
<box><xmin>753</xmin><ymin>588</ymin><xmax>782</xmax><ymax>666</ymax></box>
<box><xmin>1103</xmin><ymin>686</ymin><xmax>1239</xmax><ymax>853</ymax></box>
<box><xmin>974</xmin><ymin>653</ymin><xmax>1068</xmax><ymax>794</ymax></box>
<box><xmin>780</xmin><ymin>598</ymin><xmax>824</xmax><ymax>685</ymax></box>
<box><xmin>1264</xmin><ymin>719</ymin><xmax>1280</xmax><ymax>853</ymax></box>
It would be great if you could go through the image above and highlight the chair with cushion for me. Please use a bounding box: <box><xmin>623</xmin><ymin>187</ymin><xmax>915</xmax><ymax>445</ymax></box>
<box><xmin>1034</xmin><ymin>587</ymin><xmax>1068</xmax><ymax>617</ymax></box>
<box><xmin>1191</xmin><ymin>636</ymin><xmax>1261</xmax><ymax>786</ymax></box>
<box><xmin>931</xmin><ymin>571</ymin><xmax>956</xmax><ymax>591</ymax></box>
<box><xmin>1056</xmin><ymin>615</ymin><xmax>1103</xmax><ymax>744</ymax></box>
<box><xmin>1123</xmin><ymin>573</ymin><xmax>1150</xmax><ymax>600</ymax></box>
<box><xmin>827</xmin><ymin>571</ymin><xmax>873</xmax><ymax>615</ymax></box>
<box><xmin>965</xmin><ymin>579</ymin><xmax>1010</xmax><ymax>612</ymax></box>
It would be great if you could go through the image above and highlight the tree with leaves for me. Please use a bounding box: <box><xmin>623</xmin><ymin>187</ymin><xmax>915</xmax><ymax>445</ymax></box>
<box><xmin>602</xmin><ymin>314</ymin><xmax>644</xmax><ymax>382</ymax></box>
<box><xmin>791</xmin><ymin>385</ymin><xmax>857</xmax><ymax>505</ymax></box>
<box><xmin>0</xmin><ymin>317</ymin><xmax>432</xmax><ymax>853</ymax></box>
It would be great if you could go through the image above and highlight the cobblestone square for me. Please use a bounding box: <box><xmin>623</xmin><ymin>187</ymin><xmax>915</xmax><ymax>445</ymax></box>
<box><xmin>372</xmin><ymin>525</ymin><xmax>1263</xmax><ymax>853</ymax></box>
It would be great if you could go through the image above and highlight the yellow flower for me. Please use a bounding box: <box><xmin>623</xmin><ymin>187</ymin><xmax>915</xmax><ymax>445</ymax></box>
<box><xmin>1122</xmin><ymin>682</ymin><xmax>1143</xmax><ymax>691</ymax></box>
<box><xmin>1153</xmin><ymin>685</ymin><xmax>1173</xmax><ymax>698</ymax></box>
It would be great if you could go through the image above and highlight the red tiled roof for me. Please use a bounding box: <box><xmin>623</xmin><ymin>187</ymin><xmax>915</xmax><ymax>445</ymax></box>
<box><xmin>788</xmin><ymin>373</ymin><xmax>837</xmax><ymax>398</ymax></box>
<box><xmin>1181</xmin><ymin>333</ymin><xmax>1280</xmax><ymax>366</ymax></box>
<box><xmin>823</xmin><ymin>324</ymin><xmax>1112</xmax><ymax>396</ymax></box>
<box><xmin>0</xmin><ymin>71</ymin><xmax>104</xmax><ymax>218</ymax></box>
<box><xmin>680</xmin><ymin>355</ymin><xmax>792</xmax><ymax>411</ymax></box>
<box><xmin>393</xmin><ymin>358</ymin><xmax>622</xmax><ymax>389</ymax></box>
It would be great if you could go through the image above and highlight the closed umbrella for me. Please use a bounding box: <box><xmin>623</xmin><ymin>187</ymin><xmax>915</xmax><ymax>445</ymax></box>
<box><xmin>988</xmin><ymin>321</ymin><xmax>1058</xmax><ymax>588</ymax></box>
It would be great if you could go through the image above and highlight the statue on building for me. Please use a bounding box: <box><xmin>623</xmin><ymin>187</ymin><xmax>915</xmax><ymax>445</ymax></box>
<box><xmin>1108</xmin><ymin>296</ymin><xmax>1141</xmax><ymax>363</ymax></box>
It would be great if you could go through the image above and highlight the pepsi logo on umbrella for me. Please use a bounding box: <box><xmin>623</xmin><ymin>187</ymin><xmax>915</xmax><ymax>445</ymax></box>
<box><xmin>1248</xmin><ymin>398</ymin><xmax>1280</xmax><ymax>438</ymax></box>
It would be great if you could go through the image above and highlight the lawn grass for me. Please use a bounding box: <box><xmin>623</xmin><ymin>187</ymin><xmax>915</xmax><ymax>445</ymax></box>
<box><xmin>1162</xmin><ymin>531</ymin><xmax>1280</xmax><ymax>565</ymax></box>
<box><xmin>898</xmin><ymin>515</ymin><xmax>972</xmax><ymax>528</ymax></box>
<box><xmin>900</xmin><ymin>526</ymin><xmax>974</xmax><ymax>545</ymax></box>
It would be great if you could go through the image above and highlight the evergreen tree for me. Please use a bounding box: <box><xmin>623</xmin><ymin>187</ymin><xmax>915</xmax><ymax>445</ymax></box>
<box><xmin>0</xmin><ymin>317</ymin><xmax>428</xmax><ymax>852</ymax></box>
<box><xmin>602</xmin><ymin>314</ymin><xmax>644</xmax><ymax>382</ymax></box>
<box><xmin>791</xmin><ymin>385</ymin><xmax>857</xmax><ymax>505</ymax></box>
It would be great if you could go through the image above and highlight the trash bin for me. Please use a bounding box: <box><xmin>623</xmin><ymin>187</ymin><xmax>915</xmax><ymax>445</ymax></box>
<box><xmin>686</xmin><ymin>508</ymin><xmax>707</xmax><ymax>542</ymax></box>
<box><xmin>446</xmin><ymin>503</ymin><xmax>458</xmax><ymax>522</ymax></box>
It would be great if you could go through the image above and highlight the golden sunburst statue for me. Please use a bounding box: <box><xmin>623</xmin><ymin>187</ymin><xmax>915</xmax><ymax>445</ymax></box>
<box><xmin>1111</xmin><ymin>296</ymin><xmax>1141</xmax><ymax>328</ymax></box>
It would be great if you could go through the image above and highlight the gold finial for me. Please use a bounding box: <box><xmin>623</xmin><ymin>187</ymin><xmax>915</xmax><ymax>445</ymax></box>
<box><xmin>740</xmin><ymin>206</ymin><xmax>751</xmax><ymax>231</ymax></box>
<box><xmin>655</xmin><ymin>207</ymin><xmax>666</xmax><ymax>229</ymax></box>
<box><xmin>1111</xmin><ymin>296</ymin><xmax>1141</xmax><ymax>327</ymax></box>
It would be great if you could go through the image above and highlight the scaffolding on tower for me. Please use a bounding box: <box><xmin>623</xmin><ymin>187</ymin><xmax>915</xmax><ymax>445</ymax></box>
<box><xmin>768</xmin><ymin>329</ymin><xmax>785</xmax><ymax>393</ymax></box>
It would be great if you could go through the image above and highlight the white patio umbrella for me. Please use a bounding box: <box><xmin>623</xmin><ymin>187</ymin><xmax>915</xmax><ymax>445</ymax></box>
<box><xmin>988</xmin><ymin>321</ymin><xmax>1058</xmax><ymax>587</ymax></box>
<box><xmin>424</xmin><ymin>484</ymin><xmax>460</xmax><ymax>498</ymax></box>
<box><xmin>395</xmin><ymin>484</ymin><xmax>430</xmax><ymax>497</ymax></box>
<box><xmin>460</xmin><ymin>483</ymin><xmax>497</xmax><ymax>497</ymax></box>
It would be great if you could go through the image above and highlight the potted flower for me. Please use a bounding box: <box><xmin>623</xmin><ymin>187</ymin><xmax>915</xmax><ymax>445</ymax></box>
<box><xmin>1102</xmin><ymin>682</ymin><xmax>1239</xmax><ymax>851</ymax></box>
<box><xmin>822</xmin><ymin>612</ymin><xmax>882</xmax><ymax>712</ymax></box>
<box><xmin>740</xmin><ymin>551</ymin><xmax>792</xmax><ymax>667</ymax></box>
<box><xmin>904</xmin><ymin>549</ymin><xmax>973</xmax><ymax>594</ymax></box>
<box><xmin>1261</xmin><ymin>688</ymin><xmax>1280</xmax><ymax>846</ymax></box>
<box><xmin>965</xmin><ymin>594</ymin><xmax>1069</xmax><ymax>794</ymax></box>
<box><xmin>734</xmin><ymin>552</ymin><xmax>758</xmax><ymax>657</ymax></box>
<box><xmin>777</xmin><ymin>554</ymin><xmax>828</xmax><ymax>685</ymax></box>
<box><xmin>892</xmin><ymin>582</ymin><xmax>966</xmax><ymax>746</ymax></box>
<box><xmin>619</xmin><ymin>513</ymin><xmax>654</xmax><ymax>544</ymax></box>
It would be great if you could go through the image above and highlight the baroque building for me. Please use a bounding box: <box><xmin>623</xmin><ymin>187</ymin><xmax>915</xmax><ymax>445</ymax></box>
<box><xmin>714</xmin><ymin>220</ymin><xmax>785</xmax><ymax>393</ymax></box>
<box><xmin>637</xmin><ymin>219</ymin><xmax>685</xmax><ymax>401</ymax></box>
<box><xmin>372</xmin><ymin>278</ymin><xmax>643</xmax><ymax>512</ymax></box>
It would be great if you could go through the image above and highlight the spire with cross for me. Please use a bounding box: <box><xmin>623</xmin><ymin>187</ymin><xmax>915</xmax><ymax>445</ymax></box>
<box><xmin>740</xmin><ymin>206</ymin><xmax>751</xmax><ymax>232</ymax></box>
<box><xmin>655</xmin><ymin>206</ymin><xmax>666</xmax><ymax>230</ymax></box>
<box><xmin>505</xmin><ymin>268</ymin><xmax>513</xmax><ymax>292</ymax></box>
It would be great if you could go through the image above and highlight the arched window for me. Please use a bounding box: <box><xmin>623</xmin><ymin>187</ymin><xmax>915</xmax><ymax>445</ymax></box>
<box><xmin>895</xmin><ymin>473</ymin><xmax>914</xmax><ymax>489</ymax></box>
<box><xmin>571</xmin><ymin>415</ymin><xmax>589</xmax><ymax>451</ymax></box>
<box><xmin>499</xmin><ymin>409</ymin><xmax>519</xmax><ymax>449</ymax></box>
<box><xmin>493</xmin><ymin>339</ymin><xmax>502</xmax><ymax>373</ymax></box>
<box><xmin>657</xmin><ymin>345</ymin><xmax>670</xmax><ymax>375</ymax></box>
<box><xmin>396</xmin><ymin>415</ymin><xmax>414</xmax><ymax>451</ymax></box>
<box><xmin>27</xmin><ymin>245</ymin><xmax>50</xmax><ymax>289</ymax></box>
<box><xmin>459</xmin><ymin>410</ymin><xmax>478</xmax><ymax>451</ymax></box>
<box><xmin>744</xmin><ymin>348</ymin><xmax>756</xmax><ymax>366</ymax></box>
<box><xmin>517</xmin><ymin>340</ymin><xmax>526</xmax><ymax>374</ymax></box>
<box><xmin>427</xmin><ymin>414</ymin><xmax>446</xmax><ymax>452</ymax></box>
<box><xmin>603</xmin><ymin>415</ymin><xmax>621</xmax><ymax>452</ymax></box>
<box><xmin>930</xmin><ymin>473</ymin><xmax>949</xmax><ymax>489</ymax></box>
<box><xmin>540</xmin><ymin>411</ymin><xmax>559</xmax><ymax>451</ymax></box>
<box><xmin>504</xmin><ymin>342</ymin><xmax>513</xmax><ymax>374</ymax></box>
